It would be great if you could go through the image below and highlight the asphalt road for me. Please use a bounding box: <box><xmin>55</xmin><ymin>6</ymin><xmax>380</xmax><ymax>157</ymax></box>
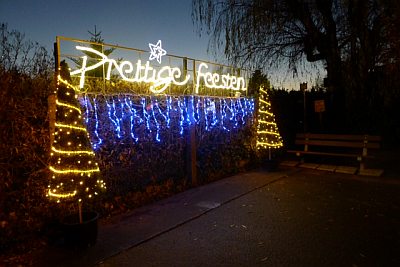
<box><xmin>98</xmin><ymin>169</ymin><xmax>400</xmax><ymax>267</ymax></box>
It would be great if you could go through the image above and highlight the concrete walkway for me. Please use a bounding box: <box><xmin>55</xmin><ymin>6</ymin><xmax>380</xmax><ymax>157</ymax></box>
<box><xmin>100</xmin><ymin>169</ymin><xmax>400</xmax><ymax>266</ymax></box>
<box><xmin>34</xmin><ymin>166</ymin><xmax>400</xmax><ymax>266</ymax></box>
<box><xmin>34</xmin><ymin>169</ymin><xmax>296</xmax><ymax>266</ymax></box>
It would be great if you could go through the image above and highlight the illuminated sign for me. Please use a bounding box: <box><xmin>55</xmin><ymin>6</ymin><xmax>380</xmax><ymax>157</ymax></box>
<box><xmin>148</xmin><ymin>40</ymin><xmax>166</xmax><ymax>64</ymax></box>
<box><xmin>195</xmin><ymin>62</ymin><xmax>246</xmax><ymax>93</ymax></box>
<box><xmin>70</xmin><ymin>41</ymin><xmax>247</xmax><ymax>94</ymax></box>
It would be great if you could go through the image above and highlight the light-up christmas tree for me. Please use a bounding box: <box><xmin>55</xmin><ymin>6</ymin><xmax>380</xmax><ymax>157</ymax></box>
<box><xmin>256</xmin><ymin>86</ymin><xmax>283</xmax><ymax>160</ymax></box>
<box><xmin>48</xmin><ymin>61</ymin><xmax>105</xmax><ymax>221</ymax></box>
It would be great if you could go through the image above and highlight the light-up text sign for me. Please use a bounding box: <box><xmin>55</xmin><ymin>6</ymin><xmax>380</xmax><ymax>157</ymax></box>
<box><xmin>70</xmin><ymin>45</ymin><xmax>247</xmax><ymax>94</ymax></box>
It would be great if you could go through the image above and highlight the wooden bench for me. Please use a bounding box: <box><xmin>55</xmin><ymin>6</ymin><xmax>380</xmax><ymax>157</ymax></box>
<box><xmin>286</xmin><ymin>133</ymin><xmax>382</xmax><ymax>174</ymax></box>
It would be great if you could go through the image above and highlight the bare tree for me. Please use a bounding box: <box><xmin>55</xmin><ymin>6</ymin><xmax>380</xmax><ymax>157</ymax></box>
<box><xmin>192</xmin><ymin>1</ymin><xmax>339</xmax><ymax>84</ymax></box>
<box><xmin>0</xmin><ymin>23</ymin><xmax>53</xmax><ymax>77</ymax></box>
<box><xmin>192</xmin><ymin>0</ymin><xmax>400</xmax><ymax>111</ymax></box>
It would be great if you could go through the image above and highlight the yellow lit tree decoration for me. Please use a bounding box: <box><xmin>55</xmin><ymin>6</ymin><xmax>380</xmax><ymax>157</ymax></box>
<box><xmin>256</xmin><ymin>86</ymin><xmax>283</xmax><ymax>159</ymax></box>
<box><xmin>47</xmin><ymin>61</ymin><xmax>106</xmax><ymax>215</ymax></box>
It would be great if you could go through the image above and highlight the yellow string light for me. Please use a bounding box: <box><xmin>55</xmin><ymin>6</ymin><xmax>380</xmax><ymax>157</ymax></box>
<box><xmin>57</xmin><ymin>75</ymin><xmax>81</xmax><ymax>92</ymax></box>
<box><xmin>49</xmin><ymin>166</ymin><xmax>100</xmax><ymax>174</ymax></box>
<box><xmin>48</xmin><ymin>189</ymin><xmax>77</xmax><ymax>198</ymax></box>
<box><xmin>258</xmin><ymin>120</ymin><xmax>276</xmax><ymax>125</ymax></box>
<box><xmin>259</xmin><ymin>110</ymin><xmax>273</xmax><ymax>115</ymax></box>
<box><xmin>257</xmin><ymin>130</ymin><xmax>281</xmax><ymax>136</ymax></box>
<box><xmin>55</xmin><ymin>122</ymin><xmax>87</xmax><ymax>131</ymax></box>
<box><xmin>56</xmin><ymin>99</ymin><xmax>82</xmax><ymax>114</ymax></box>
<box><xmin>259</xmin><ymin>88</ymin><xmax>269</xmax><ymax>95</ymax></box>
<box><xmin>256</xmin><ymin>86</ymin><xmax>283</xmax><ymax>150</ymax></box>
<box><xmin>48</xmin><ymin>73</ymin><xmax>106</xmax><ymax>202</ymax></box>
<box><xmin>51</xmin><ymin>146</ymin><xmax>95</xmax><ymax>155</ymax></box>
<box><xmin>259</xmin><ymin>98</ymin><xmax>271</xmax><ymax>105</ymax></box>
<box><xmin>256</xmin><ymin>141</ymin><xmax>282</xmax><ymax>148</ymax></box>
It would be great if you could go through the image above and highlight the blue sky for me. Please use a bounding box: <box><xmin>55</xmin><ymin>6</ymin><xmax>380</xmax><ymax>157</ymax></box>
<box><xmin>0</xmin><ymin>0</ymin><xmax>211</xmax><ymax>60</ymax></box>
<box><xmin>0</xmin><ymin>0</ymin><xmax>323</xmax><ymax>89</ymax></box>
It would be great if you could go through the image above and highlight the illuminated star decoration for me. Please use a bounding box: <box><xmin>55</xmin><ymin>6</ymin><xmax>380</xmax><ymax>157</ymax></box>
<box><xmin>149</xmin><ymin>40</ymin><xmax>167</xmax><ymax>64</ymax></box>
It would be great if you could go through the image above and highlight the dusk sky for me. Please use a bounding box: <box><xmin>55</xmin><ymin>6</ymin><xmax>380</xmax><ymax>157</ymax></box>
<box><xmin>0</xmin><ymin>0</ymin><xmax>322</xmax><ymax>89</ymax></box>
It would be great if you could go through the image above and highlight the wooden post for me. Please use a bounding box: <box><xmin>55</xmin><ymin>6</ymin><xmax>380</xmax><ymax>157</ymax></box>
<box><xmin>302</xmin><ymin>134</ymin><xmax>309</xmax><ymax>164</ymax></box>
<box><xmin>304</xmin><ymin>134</ymin><xmax>309</xmax><ymax>152</ymax></box>
<box><xmin>48</xmin><ymin>94</ymin><xmax>56</xmax><ymax>148</ymax></box>
<box><xmin>54</xmin><ymin>38</ymin><xmax>60</xmax><ymax>71</ymax></box>
<box><xmin>360</xmin><ymin>135</ymin><xmax>368</xmax><ymax>171</ymax></box>
<box><xmin>183</xmin><ymin>57</ymin><xmax>188</xmax><ymax>81</ymax></box>
<box><xmin>183</xmin><ymin>58</ymin><xmax>197</xmax><ymax>185</ymax></box>
<box><xmin>188</xmin><ymin>126</ymin><xmax>197</xmax><ymax>185</ymax></box>
<box><xmin>50</xmin><ymin>38</ymin><xmax>60</xmax><ymax>149</ymax></box>
<box><xmin>300</xmin><ymin>82</ymin><xmax>307</xmax><ymax>134</ymax></box>
<box><xmin>193</xmin><ymin>60</ymin><xmax>196</xmax><ymax>94</ymax></box>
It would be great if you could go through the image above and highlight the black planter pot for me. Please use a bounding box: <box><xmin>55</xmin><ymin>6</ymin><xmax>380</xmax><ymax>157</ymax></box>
<box><xmin>62</xmin><ymin>211</ymin><xmax>99</xmax><ymax>247</ymax></box>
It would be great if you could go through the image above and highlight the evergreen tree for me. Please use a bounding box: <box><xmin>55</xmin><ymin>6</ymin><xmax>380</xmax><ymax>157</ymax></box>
<box><xmin>70</xmin><ymin>26</ymin><xmax>115</xmax><ymax>79</ymax></box>
<box><xmin>248</xmin><ymin>70</ymin><xmax>270</xmax><ymax>97</ymax></box>
<box><xmin>256</xmin><ymin>86</ymin><xmax>283</xmax><ymax>157</ymax></box>
<box><xmin>47</xmin><ymin>61</ymin><xmax>106</xmax><ymax>204</ymax></box>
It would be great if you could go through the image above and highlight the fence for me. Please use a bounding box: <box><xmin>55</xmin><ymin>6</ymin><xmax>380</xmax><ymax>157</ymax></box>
<box><xmin>50</xmin><ymin>36</ymin><xmax>256</xmax><ymax>195</ymax></box>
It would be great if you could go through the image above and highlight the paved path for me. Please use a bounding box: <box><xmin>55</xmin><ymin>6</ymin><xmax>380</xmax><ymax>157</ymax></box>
<box><xmin>35</xmin><ymin>167</ymin><xmax>400</xmax><ymax>266</ymax></box>
<box><xmin>34</xmin><ymin>169</ymin><xmax>292</xmax><ymax>266</ymax></box>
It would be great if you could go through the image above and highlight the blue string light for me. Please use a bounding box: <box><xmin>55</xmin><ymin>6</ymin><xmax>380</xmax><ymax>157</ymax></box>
<box><xmin>195</xmin><ymin>97</ymin><xmax>201</xmax><ymax>123</ymax></box>
<box><xmin>124</xmin><ymin>97</ymin><xmax>139</xmax><ymax>142</ymax></box>
<box><xmin>150</xmin><ymin>98</ymin><xmax>161</xmax><ymax>142</ymax></box>
<box><xmin>178</xmin><ymin>97</ymin><xmax>185</xmax><ymax>135</ymax></box>
<box><xmin>154</xmin><ymin>98</ymin><xmax>169</xmax><ymax>128</ymax></box>
<box><xmin>189</xmin><ymin>96</ymin><xmax>196</xmax><ymax>124</ymax></box>
<box><xmin>242</xmin><ymin>98</ymin><xmax>248</xmax><ymax>118</ymax></box>
<box><xmin>231</xmin><ymin>100</ymin><xmax>238</xmax><ymax>128</ymax></box>
<box><xmin>141</xmin><ymin>97</ymin><xmax>152</xmax><ymax>133</ymax></box>
<box><xmin>203</xmin><ymin>98</ymin><xmax>210</xmax><ymax>131</ymax></box>
<box><xmin>166</xmin><ymin>96</ymin><xmax>171</xmax><ymax>128</ymax></box>
<box><xmin>220</xmin><ymin>98</ymin><xmax>229</xmax><ymax>132</ymax></box>
<box><xmin>119</xmin><ymin>97</ymin><xmax>125</xmax><ymax>137</ymax></box>
<box><xmin>209</xmin><ymin>98</ymin><xmax>218</xmax><ymax>128</ymax></box>
<box><xmin>236</xmin><ymin>98</ymin><xmax>244</xmax><ymax>125</ymax></box>
<box><xmin>91</xmin><ymin>97</ymin><xmax>102</xmax><ymax>149</ymax></box>
<box><xmin>111</xmin><ymin>98</ymin><xmax>122</xmax><ymax>138</ymax></box>
<box><xmin>80</xmin><ymin>94</ymin><xmax>255</xmax><ymax>148</ymax></box>
<box><xmin>83</xmin><ymin>94</ymin><xmax>90</xmax><ymax>125</ymax></box>
<box><xmin>185</xmin><ymin>97</ymin><xmax>192</xmax><ymax>126</ymax></box>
